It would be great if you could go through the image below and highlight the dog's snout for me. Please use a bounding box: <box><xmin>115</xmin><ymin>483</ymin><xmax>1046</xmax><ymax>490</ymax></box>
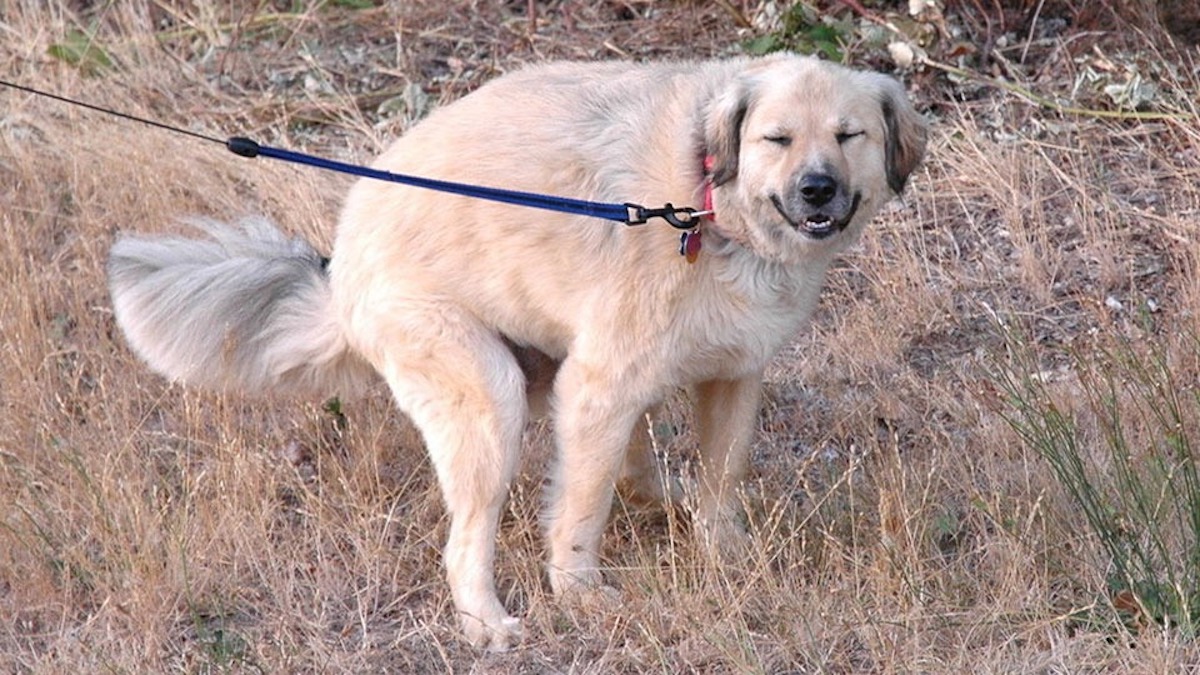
<box><xmin>798</xmin><ymin>173</ymin><xmax>838</xmax><ymax>206</ymax></box>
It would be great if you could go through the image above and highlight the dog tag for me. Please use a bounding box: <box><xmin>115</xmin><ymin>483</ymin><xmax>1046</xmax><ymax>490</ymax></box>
<box><xmin>679</xmin><ymin>229</ymin><xmax>701</xmax><ymax>263</ymax></box>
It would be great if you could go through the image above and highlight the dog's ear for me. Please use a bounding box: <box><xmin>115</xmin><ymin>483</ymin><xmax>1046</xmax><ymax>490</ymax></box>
<box><xmin>704</xmin><ymin>81</ymin><xmax>752</xmax><ymax>187</ymax></box>
<box><xmin>875</xmin><ymin>77</ymin><xmax>928</xmax><ymax>195</ymax></box>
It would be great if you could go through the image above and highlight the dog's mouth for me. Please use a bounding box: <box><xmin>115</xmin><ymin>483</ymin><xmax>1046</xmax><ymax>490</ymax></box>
<box><xmin>770</xmin><ymin>193</ymin><xmax>861</xmax><ymax>240</ymax></box>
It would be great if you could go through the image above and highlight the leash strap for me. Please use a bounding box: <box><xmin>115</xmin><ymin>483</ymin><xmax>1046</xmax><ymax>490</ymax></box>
<box><xmin>226</xmin><ymin>136</ymin><xmax>671</xmax><ymax>225</ymax></box>
<box><xmin>1</xmin><ymin>78</ymin><xmax>704</xmax><ymax>230</ymax></box>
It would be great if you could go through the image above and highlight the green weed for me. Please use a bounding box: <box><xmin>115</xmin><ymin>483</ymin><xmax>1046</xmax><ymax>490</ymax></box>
<box><xmin>743</xmin><ymin>3</ymin><xmax>850</xmax><ymax>61</ymax></box>
<box><xmin>998</xmin><ymin>332</ymin><xmax>1200</xmax><ymax>635</ymax></box>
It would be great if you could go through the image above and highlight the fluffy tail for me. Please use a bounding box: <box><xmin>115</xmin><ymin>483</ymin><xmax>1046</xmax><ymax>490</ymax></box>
<box><xmin>108</xmin><ymin>217</ymin><xmax>373</xmax><ymax>396</ymax></box>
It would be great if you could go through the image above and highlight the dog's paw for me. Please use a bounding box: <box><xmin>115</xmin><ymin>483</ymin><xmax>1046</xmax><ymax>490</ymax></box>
<box><xmin>462</xmin><ymin>612</ymin><xmax>524</xmax><ymax>652</ymax></box>
<box><xmin>553</xmin><ymin>576</ymin><xmax>622</xmax><ymax>617</ymax></box>
<box><xmin>575</xmin><ymin>582</ymin><xmax>621</xmax><ymax>608</ymax></box>
<box><xmin>548</xmin><ymin>565</ymin><xmax>600</xmax><ymax>595</ymax></box>
<box><xmin>548</xmin><ymin>566</ymin><xmax>621</xmax><ymax>605</ymax></box>
<box><xmin>695</xmin><ymin>511</ymin><xmax>754</xmax><ymax>565</ymax></box>
<box><xmin>617</xmin><ymin>469</ymin><xmax>684</xmax><ymax>506</ymax></box>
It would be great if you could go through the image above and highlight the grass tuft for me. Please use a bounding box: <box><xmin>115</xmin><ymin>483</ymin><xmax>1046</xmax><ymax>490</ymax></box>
<box><xmin>999</xmin><ymin>329</ymin><xmax>1200</xmax><ymax>636</ymax></box>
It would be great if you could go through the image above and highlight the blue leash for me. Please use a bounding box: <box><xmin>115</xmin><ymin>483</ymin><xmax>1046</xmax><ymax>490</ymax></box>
<box><xmin>225</xmin><ymin>137</ymin><xmax>700</xmax><ymax>227</ymax></box>
<box><xmin>2</xmin><ymin>78</ymin><xmax>704</xmax><ymax>230</ymax></box>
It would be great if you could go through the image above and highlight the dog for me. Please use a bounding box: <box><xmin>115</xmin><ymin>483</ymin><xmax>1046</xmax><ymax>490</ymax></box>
<box><xmin>108</xmin><ymin>53</ymin><xmax>926</xmax><ymax>650</ymax></box>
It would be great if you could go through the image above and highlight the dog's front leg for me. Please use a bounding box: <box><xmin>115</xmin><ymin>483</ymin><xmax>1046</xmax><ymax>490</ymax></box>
<box><xmin>692</xmin><ymin>375</ymin><xmax>762</xmax><ymax>553</ymax></box>
<box><xmin>544</xmin><ymin>360</ymin><xmax>646</xmax><ymax>596</ymax></box>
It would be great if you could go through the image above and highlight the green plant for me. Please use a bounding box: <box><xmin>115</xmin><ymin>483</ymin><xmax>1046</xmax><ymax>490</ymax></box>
<box><xmin>998</xmin><ymin>332</ymin><xmax>1200</xmax><ymax>635</ymax></box>
<box><xmin>743</xmin><ymin>3</ymin><xmax>850</xmax><ymax>61</ymax></box>
<box><xmin>47</xmin><ymin>27</ymin><xmax>114</xmax><ymax>75</ymax></box>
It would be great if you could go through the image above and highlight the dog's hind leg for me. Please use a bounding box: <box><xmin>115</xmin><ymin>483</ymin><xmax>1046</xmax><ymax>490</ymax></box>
<box><xmin>618</xmin><ymin>404</ymin><xmax>683</xmax><ymax>505</ymax></box>
<box><xmin>370</xmin><ymin>310</ymin><xmax>526</xmax><ymax>651</ymax></box>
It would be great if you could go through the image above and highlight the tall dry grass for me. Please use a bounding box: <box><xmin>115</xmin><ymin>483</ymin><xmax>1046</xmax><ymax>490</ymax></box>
<box><xmin>2</xmin><ymin>1</ymin><xmax>1199</xmax><ymax>672</ymax></box>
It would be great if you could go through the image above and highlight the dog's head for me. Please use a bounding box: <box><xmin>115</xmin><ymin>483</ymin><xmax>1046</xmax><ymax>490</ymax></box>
<box><xmin>705</xmin><ymin>54</ymin><xmax>927</xmax><ymax>263</ymax></box>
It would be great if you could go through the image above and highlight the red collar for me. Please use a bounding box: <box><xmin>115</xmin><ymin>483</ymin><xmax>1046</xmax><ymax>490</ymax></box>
<box><xmin>702</xmin><ymin>155</ymin><xmax>716</xmax><ymax>220</ymax></box>
<box><xmin>678</xmin><ymin>155</ymin><xmax>716</xmax><ymax>263</ymax></box>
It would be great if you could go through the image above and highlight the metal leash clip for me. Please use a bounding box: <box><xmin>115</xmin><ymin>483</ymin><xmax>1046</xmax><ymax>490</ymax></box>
<box><xmin>624</xmin><ymin>203</ymin><xmax>711</xmax><ymax>229</ymax></box>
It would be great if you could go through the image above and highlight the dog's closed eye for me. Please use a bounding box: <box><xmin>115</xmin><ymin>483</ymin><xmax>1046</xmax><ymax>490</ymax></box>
<box><xmin>836</xmin><ymin>130</ymin><xmax>864</xmax><ymax>144</ymax></box>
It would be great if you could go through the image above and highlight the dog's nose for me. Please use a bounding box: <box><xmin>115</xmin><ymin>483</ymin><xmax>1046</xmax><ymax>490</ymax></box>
<box><xmin>798</xmin><ymin>173</ymin><xmax>838</xmax><ymax>207</ymax></box>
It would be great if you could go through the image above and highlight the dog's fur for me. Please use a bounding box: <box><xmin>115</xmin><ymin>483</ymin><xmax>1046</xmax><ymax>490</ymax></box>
<box><xmin>108</xmin><ymin>53</ymin><xmax>926</xmax><ymax>650</ymax></box>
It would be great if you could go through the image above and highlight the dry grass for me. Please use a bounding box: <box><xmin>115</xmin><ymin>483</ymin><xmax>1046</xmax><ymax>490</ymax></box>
<box><xmin>2</xmin><ymin>1</ymin><xmax>1199</xmax><ymax>672</ymax></box>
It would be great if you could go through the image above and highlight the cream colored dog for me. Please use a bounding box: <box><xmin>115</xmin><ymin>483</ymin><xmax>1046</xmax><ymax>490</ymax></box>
<box><xmin>108</xmin><ymin>53</ymin><xmax>926</xmax><ymax>650</ymax></box>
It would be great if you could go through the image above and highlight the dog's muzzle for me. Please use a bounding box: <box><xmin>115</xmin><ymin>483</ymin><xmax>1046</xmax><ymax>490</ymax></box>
<box><xmin>770</xmin><ymin>181</ymin><xmax>861</xmax><ymax>240</ymax></box>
